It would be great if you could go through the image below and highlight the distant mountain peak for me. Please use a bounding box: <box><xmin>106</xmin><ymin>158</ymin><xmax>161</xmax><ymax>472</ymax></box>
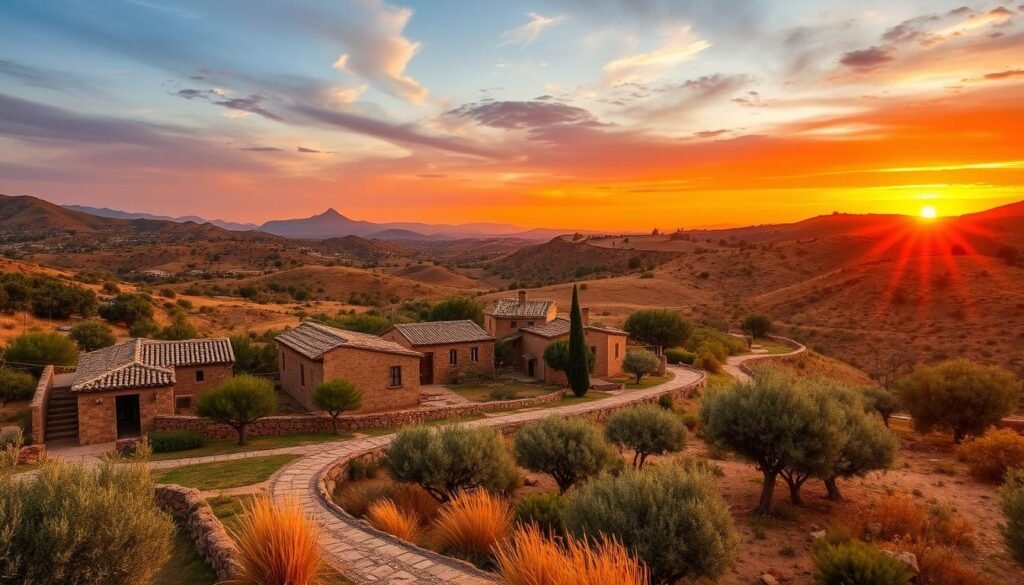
<box><xmin>319</xmin><ymin>208</ymin><xmax>344</xmax><ymax>218</ymax></box>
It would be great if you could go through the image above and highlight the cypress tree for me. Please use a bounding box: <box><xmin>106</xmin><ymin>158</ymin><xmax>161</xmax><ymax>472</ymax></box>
<box><xmin>567</xmin><ymin>284</ymin><xmax>590</xmax><ymax>396</ymax></box>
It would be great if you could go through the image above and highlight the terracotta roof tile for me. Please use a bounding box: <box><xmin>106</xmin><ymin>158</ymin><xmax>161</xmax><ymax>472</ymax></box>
<box><xmin>387</xmin><ymin>320</ymin><xmax>493</xmax><ymax>346</ymax></box>
<box><xmin>276</xmin><ymin>321</ymin><xmax>421</xmax><ymax>359</ymax></box>
<box><xmin>521</xmin><ymin>317</ymin><xmax>628</xmax><ymax>339</ymax></box>
<box><xmin>71</xmin><ymin>338</ymin><xmax>234</xmax><ymax>392</ymax></box>
<box><xmin>487</xmin><ymin>298</ymin><xmax>555</xmax><ymax>319</ymax></box>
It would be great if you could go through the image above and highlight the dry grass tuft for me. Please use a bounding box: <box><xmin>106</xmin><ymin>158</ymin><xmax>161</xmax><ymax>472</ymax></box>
<box><xmin>366</xmin><ymin>499</ymin><xmax>422</xmax><ymax>543</ymax></box>
<box><xmin>838</xmin><ymin>494</ymin><xmax>974</xmax><ymax>548</ymax></box>
<box><xmin>897</xmin><ymin>542</ymin><xmax>989</xmax><ymax>585</ymax></box>
<box><xmin>391</xmin><ymin>483</ymin><xmax>439</xmax><ymax>524</ymax></box>
<box><xmin>957</xmin><ymin>428</ymin><xmax>1024</xmax><ymax>483</ymax></box>
<box><xmin>231</xmin><ymin>496</ymin><xmax>323</xmax><ymax>585</ymax></box>
<box><xmin>430</xmin><ymin>490</ymin><xmax>512</xmax><ymax>563</ymax></box>
<box><xmin>494</xmin><ymin>524</ymin><xmax>648</xmax><ymax>585</ymax></box>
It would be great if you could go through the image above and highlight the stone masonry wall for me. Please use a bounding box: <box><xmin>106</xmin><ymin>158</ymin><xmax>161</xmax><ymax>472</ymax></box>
<box><xmin>30</xmin><ymin>366</ymin><xmax>53</xmax><ymax>444</ymax></box>
<box><xmin>154</xmin><ymin>484</ymin><xmax>239</xmax><ymax>581</ymax></box>
<box><xmin>155</xmin><ymin>388</ymin><xmax>565</xmax><ymax>439</ymax></box>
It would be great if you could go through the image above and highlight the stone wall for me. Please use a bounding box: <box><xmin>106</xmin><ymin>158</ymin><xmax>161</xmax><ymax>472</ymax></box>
<box><xmin>155</xmin><ymin>388</ymin><xmax>565</xmax><ymax>439</ymax></box>
<box><xmin>736</xmin><ymin>335</ymin><xmax>807</xmax><ymax>377</ymax></box>
<box><xmin>77</xmin><ymin>385</ymin><xmax>175</xmax><ymax>445</ymax></box>
<box><xmin>154</xmin><ymin>484</ymin><xmax>239</xmax><ymax>581</ymax></box>
<box><xmin>29</xmin><ymin>366</ymin><xmax>53</xmax><ymax>444</ymax></box>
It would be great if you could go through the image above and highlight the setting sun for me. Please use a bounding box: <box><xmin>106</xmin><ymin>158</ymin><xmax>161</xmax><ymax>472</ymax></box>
<box><xmin>920</xmin><ymin>205</ymin><xmax>938</xmax><ymax>219</ymax></box>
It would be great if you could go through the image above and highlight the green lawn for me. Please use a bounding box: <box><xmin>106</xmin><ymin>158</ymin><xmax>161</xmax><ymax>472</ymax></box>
<box><xmin>445</xmin><ymin>380</ymin><xmax>560</xmax><ymax>402</ymax></box>
<box><xmin>608</xmin><ymin>372</ymin><xmax>675</xmax><ymax>390</ymax></box>
<box><xmin>151</xmin><ymin>526</ymin><xmax>217</xmax><ymax>585</ymax></box>
<box><xmin>750</xmin><ymin>338</ymin><xmax>794</xmax><ymax>355</ymax></box>
<box><xmin>149</xmin><ymin>432</ymin><xmax>350</xmax><ymax>461</ymax></box>
<box><xmin>357</xmin><ymin>413</ymin><xmax>488</xmax><ymax>436</ymax></box>
<box><xmin>152</xmin><ymin>454</ymin><xmax>301</xmax><ymax>491</ymax></box>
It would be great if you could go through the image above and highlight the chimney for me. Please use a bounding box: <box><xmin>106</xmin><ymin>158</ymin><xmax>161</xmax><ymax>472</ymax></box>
<box><xmin>581</xmin><ymin>307</ymin><xmax>590</xmax><ymax>326</ymax></box>
<box><xmin>518</xmin><ymin>290</ymin><xmax>527</xmax><ymax>305</ymax></box>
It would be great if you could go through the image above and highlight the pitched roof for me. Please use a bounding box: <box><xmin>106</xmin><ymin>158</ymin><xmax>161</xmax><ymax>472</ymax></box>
<box><xmin>521</xmin><ymin>317</ymin><xmax>628</xmax><ymax>339</ymax></box>
<box><xmin>487</xmin><ymin>297</ymin><xmax>555</xmax><ymax>319</ymax></box>
<box><xmin>71</xmin><ymin>338</ymin><xmax>234</xmax><ymax>392</ymax></box>
<box><xmin>386</xmin><ymin>320</ymin><xmax>493</xmax><ymax>346</ymax></box>
<box><xmin>275</xmin><ymin>321</ymin><xmax>421</xmax><ymax>359</ymax></box>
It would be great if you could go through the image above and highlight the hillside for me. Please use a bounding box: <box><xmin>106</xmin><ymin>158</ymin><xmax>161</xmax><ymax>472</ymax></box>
<box><xmin>488</xmin><ymin>236</ymin><xmax>678</xmax><ymax>284</ymax></box>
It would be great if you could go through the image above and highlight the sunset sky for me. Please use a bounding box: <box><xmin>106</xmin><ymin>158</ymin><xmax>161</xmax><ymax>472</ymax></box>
<box><xmin>1</xmin><ymin>0</ymin><xmax>1022</xmax><ymax>230</ymax></box>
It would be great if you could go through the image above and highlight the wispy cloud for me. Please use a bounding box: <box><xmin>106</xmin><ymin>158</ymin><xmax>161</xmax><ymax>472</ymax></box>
<box><xmin>498</xmin><ymin>13</ymin><xmax>565</xmax><ymax>48</ymax></box>
<box><xmin>603</xmin><ymin>27</ymin><xmax>710</xmax><ymax>85</ymax></box>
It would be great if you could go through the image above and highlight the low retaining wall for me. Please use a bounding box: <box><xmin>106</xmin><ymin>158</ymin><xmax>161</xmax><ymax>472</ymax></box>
<box><xmin>737</xmin><ymin>335</ymin><xmax>807</xmax><ymax>377</ymax></box>
<box><xmin>155</xmin><ymin>389</ymin><xmax>565</xmax><ymax>439</ymax></box>
<box><xmin>29</xmin><ymin>366</ymin><xmax>53</xmax><ymax>445</ymax></box>
<box><xmin>154</xmin><ymin>484</ymin><xmax>239</xmax><ymax>580</ymax></box>
<box><xmin>313</xmin><ymin>367</ymin><xmax>707</xmax><ymax>576</ymax></box>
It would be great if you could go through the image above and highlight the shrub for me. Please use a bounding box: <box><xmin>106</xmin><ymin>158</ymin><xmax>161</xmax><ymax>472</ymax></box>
<box><xmin>488</xmin><ymin>386</ymin><xmax>518</xmax><ymax>400</ymax></box>
<box><xmin>621</xmin><ymin>349</ymin><xmax>660</xmax><ymax>384</ymax></box>
<box><xmin>623</xmin><ymin>309</ymin><xmax>693</xmax><ymax>352</ymax></box>
<box><xmin>345</xmin><ymin>457</ymin><xmax>379</xmax><ymax>481</ymax></box>
<box><xmin>4</xmin><ymin>332</ymin><xmax>79</xmax><ymax>374</ymax></box>
<box><xmin>565</xmin><ymin>463</ymin><xmax>737</xmax><ymax>583</ymax></box>
<box><xmin>367</xmin><ymin>499</ymin><xmax>421</xmax><ymax>542</ymax></box>
<box><xmin>812</xmin><ymin>541</ymin><xmax>912</xmax><ymax>585</ymax></box>
<box><xmin>231</xmin><ymin>496</ymin><xmax>322</xmax><ymax>585</ymax></box>
<box><xmin>543</xmin><ymin>339</ymin><xmax>595</xmax><ymax>380</ymax></box>
<box><xmin>334</xmin><ymin>483</ymin><xmax>395</xmax><ymax>518</ymax></box>
<box><xmin>844</xmin><ymin>494</ymin><xmax>974</xmax><ymax>548</ymax></box>
<box><xmin>605</xmin><ymin>404</ymin><xmax>686</xmax><ymax>468</ymax></box>
<box><xmin>430</xmin><ymin>490</ymin><xmax>512</xmax><ymax>564</ymax></box>
<box><xmin>0</xmin><ymin>368</ymin><xmax>35</xmax><ymax>406</ymax></box>
<box><xmin>428</xmin><ymin>297</ymin><xmax>484</xmax><ymax>325</ymax></box>
<box><xmin>741</xmin><ymin>314</ymin><xmax>773</xmax><ymax>339</ymax></box>
<box><xmin>1000</xmin><ymin>468</ymin><xmax>1024</xmax><ymax>566</ymax></box>
<box><xmin>686</xmin><ymin>326</ymin><xmax>747</xmax><ymax>356</ymax></box>
<box><xmin>664</xmin><ymin>348</ymin><xmax>695</xmax><ymax>365</ymax></box>
<box><xmin>0</xmin><ymin>459</ymin><xmax>173</xmax><ymax>585</ymax></box>
<box><xmin>514</xmin><ymin>417</ymin><xmax>616</xmax><ymax>493</ymax></box>
<box><xmin>657</xmin><ymin>393</ymin><xmax>675</xmax><ymax>411</ymax></box>
<box><xmin>230</xmin><ymin>334</ymin><xmax>279</xmax><ymax>375</ymax></box>
<box><xmin>69</xmin><ymin>319</ymin><xmax>116</xmax><ymax>351</ymax></box>
<box><xmin>312</xmin><ymin>378</ymin><xmax>362</xmax><ymax>434</ymax></box>
<box><xmin>155</xmin><ymin>312</ymin><xmax>199</xmax><ymax>340</ymax></box>
<box><xmin>514</xmin><ymin>492</ymin><xmax>569</xmax><ymax>535</ymax></box>
<box><xmin>957</xmin><ymin>428</ymin><xmax>1024</xmax><ymax>483</ymax></box>
<box><xmin>384</xmin><ymin>425</ymin><xmax>519</xmax><ymax>502</ymax></box>
<box><xmin>895</xmin><ymin>359</ymin><xmax>1020</xmax><ymax>443</ymax></box>
<box><xmin>195</xmin><ymin>375</ymin><xmax>277</xmax><ymax>445</ymax></box>
<box><xmin>147</xmin><ymin>430</ymin><xmax>204</xmax><ymax>453</ymax></box>
<box><xmin>679</xmin><ymin>411</ymin><xmax>701</xmax><ymax>431</ymax></box>
<box><xmin>98</xmin><ymin>292</ymin><xmax>154</xmax><ymax>327</ymax></box>
<box><xmin>693</xmin><ymin>349</ymin><xmax>722</xmax><ymax>373</ymax></box>
<box><xmin>862</xmin><ymin>386</ymin><xmax>899</xmax><ymax>426</ymax></box>
<box><xmin>494</xmin><ymin>524</ymin><xmax>648</xmax><ymax>585</ymax></box>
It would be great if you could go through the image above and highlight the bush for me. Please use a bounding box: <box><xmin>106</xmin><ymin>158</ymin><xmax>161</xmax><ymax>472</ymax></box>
<box><xmin>657</xmin><ymin>393</ymin><xmax>675</xmax><ymax>411</ymax></box>
<box><xmin>843</xmin><ymin>494</ymin><xmax>973</xmax><ymax>548</ymax></box>
<box><xmin>0</xmin><ymin>368</ymin><xmax>36</xmax><ymax>406</ymax></box>
<box><xmin>686</xmin><ymin>326</ymin><xmax>747</xmax><ymax>356</ymax></box>
<box><xmin>384</xmin><ymin>425</ymin><xmax>519</xmax><ymax>502</ymax></box>
<box><xmin>230</xmin><ymin>334</ymin><xmax>279</xmax><ymax>375</ymax></box>
<box><xmin>1001</xmin><ymin>468</ymin><xmax>1024</xmax><ymax>567</ymax></box>
<box><xmin>693</xmin><ymin>349</ymin><xmax>722</xmax><ymax>373</ymax></box>
<box><xmin>494</xmin><ymin>524</ymin><xmax>648</xmax><ymax>585</ymax></box>
<box><xmin>312</xmin><ymin>378</ymin><xmax>362</xmax><ymax>434</ymax></box>
<box><xmin>623</xmin><ymin>309</ymin><xmax>693</xmax><ymax>352</ymax></box>
<box><xmin>605</xmin><ymin>404</ymin><xmax>686</xmax><ymax>468</ymax></box>
<box><xmin>0</xmin><ymin>459</ymin><xmax>173</xmax><ymax>585</ymax></box>
<box><xmin>99</xmin><ymin>292</ymin><xmax>154</xmax><ymax>327</ymax></box>
<box><xmin>565</xmin><ymin>463</ymin><xmax>737</xmax><ymax>583</ymax></box>
<box><xmin>334</xmin><ymin>483</ymin><xmax>396</xmax><ymax>518</ymax></box>
<box><xmin>231</xmin><ymin>496</ymin><xmax>322</xmax><ymax>585</ymax></box>
<box><xmin>430</xmin><ymin>490</ymin><xmax>512</xmax><ymax>565</ymax></box>
<box><xmin>155</xmin><ymin>312</ymin><xmax>199</xmax><ymax>340</ymax></box>
<box><xmin>514</xmin><ymin>492</ymin><xmax>569</xmax><ymax>535</ymax></box>
<box><xmin>812</xmin><ymin>541</ymin><xmax>912</xmax><ymax>585</ymax></box>
<box><xmin>69</xmin><ymin>319</ymin><xmax>116</xmax><ymax>351</ymax></box>
<box><xmin>488</xmin><ymin>386</ymin><xmax>518</xmax><ymax>400</ymax></box>
<box><xmin>428</xmin><ymin>297</ymin><xmax>484</xmax><ymax>325</ymax></box>
<box><xmin>679</xmin><ymin>411</ymin><xmax>701</xmax><ymax>432</ymax></box>
<box><xmin>741</xmin><ymin>314</ymin><xmax>773</xmax><ymax>339</ymax></box>
<box><xmin>895</xmin><ymin>359</ymin><xmax>1020</xmax><ymax>443</ymax></box>
<box><xmin>345</xmin><ymin>458</ymin><xmax>379</xmax><ymax>481</ymax></box>
<box><xmin>147</xmin><ymin>430</ymin><xmax>204</xmax><ymax>453</ymax></box>
<box><xmin>367</xmin><ymin>499</ymin><xmax>421</xmax><ymax>542</ymax></box>
<box><xmin>542</xmin><ymin>339</ymin><xmax>595</xmax><ymax>379</ymax></box>
<box><xmin>195</xmin><ymin>375</ymin><xmax>277</xmax><ymax>445</ymax></box>
<box><xmin>665</xmin><ymin>348</ymin><xmax>695</xmax><ymax>365</ymax></box>
<box><xmin>514</xmin><ymin>417</ymin><xmax>616</xmax><ymax>493</ymax></box>
<box><xmin>862</xmin><ymin>386</ymin><xmax>899</xmax><ymax>426</ymax></box>
<box><xmin>957</xmin><ymin>428</ymin><xmax>1024</xmax><ymax>483</ymax></box>
<box><xmin>621</xmin><ymin>349</ymin><xmax>660</xmax><ymax>384</ymax></box>
<box><xmin>4</xmin><ymin>332</ymin><xmax>79</xmax><ymax>374</ymax></box>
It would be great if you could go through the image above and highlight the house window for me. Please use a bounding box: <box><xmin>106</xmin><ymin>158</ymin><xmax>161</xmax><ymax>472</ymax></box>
<box><xmin>591</xmin><ymin>346</ymin><xmax>597</xmax><ymax>356</ymax></box>
<box><xmin>389</xmin><ymin>366</ymin><xmax>402</xmax><ymax>387</ymax></box>
<box><xmin>470</xmin><ymin>347</ymin><xmax>479</xmax><ymax>363</ymax></box>
<box><xmin>175</xmin><ymin>395</ymin><xmax>192</xmax><ymax>411</ymax></box>
<box><xmin>615</xmin><ymin>343</ymin><xmax>620</xmax><ymax>358</ymax></box>
<box><xmin>195</xmin><ymin>369</ymin><xmax>205</xmax><ymax>383</ymax></box>
<box><xmin>510</xmin><ymin>320</ymin><xmax>518</xmax><ymax>328</ymax></box>
<box><xmin>282</xmin><ymin>354</ymin><xmax>286</xmax><ymax>371</ymax></box>
<box><xmin>300</xmin><ymin>363</ymin><xmax>305</xmax><ymax>387</ymax></box>
<box><xmin>449</xmin><ymin>348</ymin><xmax>458</xmax><ymax>365</ymax></box>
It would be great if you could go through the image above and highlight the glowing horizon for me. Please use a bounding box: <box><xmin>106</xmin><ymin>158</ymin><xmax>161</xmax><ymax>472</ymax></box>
<box><xmin>1</xmin><ymin>1</ymin><xmax>1022</xmax><ymax>231</ymax></box>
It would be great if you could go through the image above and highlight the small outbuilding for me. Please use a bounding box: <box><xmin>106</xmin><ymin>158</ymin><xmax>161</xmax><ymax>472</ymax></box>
<box><xmin>381</xmin><ymin>320</ymin><xmax>494</xmax><ymax>384</ymax></box>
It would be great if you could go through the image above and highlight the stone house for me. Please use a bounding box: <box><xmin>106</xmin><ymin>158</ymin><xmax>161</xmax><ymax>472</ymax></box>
<box><xmin>381</xmin><ymin>320</ymin><xmax>495</xmax><ymax>384</ymax></box>
<box><xmin>519</xmin><ymin>311</ymin><xmax>628</xmax><ymax>384</ymax></box>
<box><xmin>275</xmin><ymin>321</ymin><xmax>422</xmax><ymax>413</ymax></box>
<box><xmin>36</xmin><ymin>338</ymin><xmax>235</xmax><ymax>446</ymax></box>
<box><xmin>484</xmin><ymin>290</ymin><xmax>558</xmax><ymax>341</ymax></box>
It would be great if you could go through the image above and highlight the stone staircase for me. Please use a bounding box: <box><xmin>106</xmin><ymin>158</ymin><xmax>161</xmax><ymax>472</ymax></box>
<box><xmin>45</xmin><ymin>386</ymin><xmax>79</xmax><ymax>441</ymax></box>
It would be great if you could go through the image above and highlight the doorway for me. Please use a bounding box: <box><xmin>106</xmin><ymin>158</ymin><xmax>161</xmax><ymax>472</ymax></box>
<box><xmin>527</xmin><ymin>359</ymin><xmax>536</xmax><ymax>378</ymax></box>
<box><xmin>420</xmin><ymin>352</ymin><xmax>434</xmax><ymax>385</ymax></box>
<box><xmin>115</xmin><ymin>394</ymin><xmax>141</xmax><ymax>439</ymax></box>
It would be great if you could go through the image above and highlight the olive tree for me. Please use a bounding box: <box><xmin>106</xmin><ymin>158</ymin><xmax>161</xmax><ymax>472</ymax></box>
<box><xmin>195</xmin><ymin>375</ymin><xmax>277</xmax><ymax>445</ymax></box>
<box><xmin>384</xmin><ymin>425</ymin><xmax>519</xmax><ymax>502</ymax></box>
<box><xmin>623</xmin><ymin>309</ymin><xmax>693</xmax><ymax>353</ymax></box>
<box><xmin>621</xmin><ymin>349</ymin><xmax>660</xmax><ymax>384</ymax></box>
<box><xmin>741</xmin><ymin>314</ymin><xmax>773</xmax><ymax>340</ymax></box>
<box><xmin>895</xmin><ymin>359</ymin><xmax>1020</xmax><ymax>443</ymax></box>
<box><xmin>69</xmin><ymin>320</ymin><xmax>116</xmax><ymax>352</ymax></box>
<box><xmin>428</xmin><ymin>297</ymin><xmax>484</xmax><ymax>325</ymax></box>
<box><xmin>312</xmin><ymin>378</ymin><xmax>362</xmax><ymax>434</ymax></box>
<box><xmin>861</xmin><ymin>386</ymin><xmax>899</xmax><ymax>427</ymax></box>
<box><xmin>514</xmin><ymin>417</ymin><xmax>616</xmax><ymax>493</ymax></box>
<box><xmin>605</xmin><ymin>404</ymin><xmax>686</xmax><ymax>468</ymax></box>
<box><xmin>820</xmin><ymin>386</ymin><xmax>898</xmax><ymax>500</ymax></box>
<box><xmin>1001</xmin><ymin>468</ymin><xmax>1024</xmax><ymax>566</ymax></box>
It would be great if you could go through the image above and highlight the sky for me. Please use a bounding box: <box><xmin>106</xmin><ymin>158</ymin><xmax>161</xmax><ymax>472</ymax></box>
<box><xmin>0</xmin><ymin>0</ymin><xmax>1022</xmax><ymax>230</ymax></box>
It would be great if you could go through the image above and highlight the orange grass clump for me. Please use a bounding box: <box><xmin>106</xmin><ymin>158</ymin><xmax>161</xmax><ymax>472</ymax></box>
<box><xmin>366</xmin><ymin>499</ymin><xmax>422</xmax><ymax>543</ymax></box>
<box><xmin>430</xmin><ymin>490</ymin><xmax>512</xmax><ymax>562</ymax></box>
<box><xmin>494</xmin><ymin>524</ymin><xmax>648</xmax><ymax>585</ymax></box>
<box><xmin>391</xmin><ymin>483</ymin><xmax>439</xmax><ymax>524</ymax></box>
<box><xmin>231</xmin><ymin>496</ymin><xmax>323</xmax><ymax>585</ymax></box>
<box><xmin>840</xmin><ymin>494</ymin><xmax>974</xmax><ymax>548</ymax></box>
